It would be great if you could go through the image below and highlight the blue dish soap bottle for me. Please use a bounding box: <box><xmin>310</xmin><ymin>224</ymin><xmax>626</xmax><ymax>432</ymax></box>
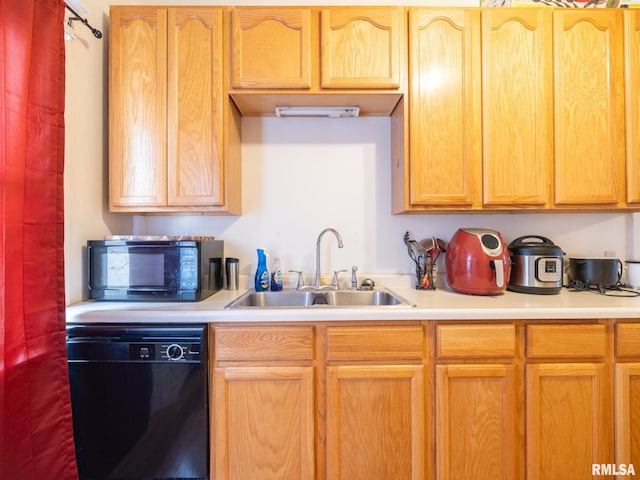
<box><xmin>271</xmin><ymin>256</ymin><xmax>283</xmax><ymax>291</ymax></box>
<box><xmin>255</xmin><ymin>249</ymin><xmax>269</xmax><ymax>291</ymax></box>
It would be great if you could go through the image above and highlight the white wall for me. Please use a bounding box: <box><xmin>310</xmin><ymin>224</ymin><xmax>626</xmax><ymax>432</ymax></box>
<box><xmin>63</xmin><ymin>0</ymin><xmax>636</xmax><ymax>304</ymax></box>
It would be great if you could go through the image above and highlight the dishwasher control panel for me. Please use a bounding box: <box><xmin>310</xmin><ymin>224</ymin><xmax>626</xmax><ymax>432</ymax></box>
<box><xmin>129</xmin><ymin>342</ymin><xmax>201</xmax><ymax>362</ymax></box>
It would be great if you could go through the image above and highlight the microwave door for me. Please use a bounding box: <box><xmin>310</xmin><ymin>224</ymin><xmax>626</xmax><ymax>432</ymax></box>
<box><xmin>89</xmin><ymin>245</ymin><xmax>189</xmax><ymax>292</ymax></box>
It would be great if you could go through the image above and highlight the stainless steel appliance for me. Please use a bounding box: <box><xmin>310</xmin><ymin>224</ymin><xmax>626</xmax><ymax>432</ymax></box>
<box><xmin>445</xmin><ymin>228</ymin><xmax>511</xmax><ymax>295</ymax></box>
<box><xmin>88</xmin><ymin>237</ymin><xmax>223</xmax><ymax>301</ymax></box>
<box><xmin>66</xmin><ymin>324</ymin><xmax>209</xmax><ymax>480</ymax></box>
<box><xmin>507</xmin><ymin>235</ymin><xmax>564</xmax><ymax>295</ymax></box>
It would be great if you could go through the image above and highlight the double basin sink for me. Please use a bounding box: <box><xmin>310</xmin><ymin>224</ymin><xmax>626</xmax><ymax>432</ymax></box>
<box><xmin>225</xmin><ymin>288</ymin><xmax>415</xmax><ymax>309</ymax></box>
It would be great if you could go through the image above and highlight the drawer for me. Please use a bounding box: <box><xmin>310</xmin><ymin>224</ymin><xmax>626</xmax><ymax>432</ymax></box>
<box><xmin>616</xmin><ymin>323</ymin><xmax>640</xmax><ymax>358</ymax></box>
<box><xmin>326</xmin><ymin>326</ymin><xmax>424</xmax><ymax>361</ymax></box>
<box><xmin>527</xmin><ymin>324</ymin><xmax>607</xmax><ymax>359</ymax></box>
<box><xmin>436</xmin><ymin>324</ymin><xmax>516</xmax><ymax>359</ymax></box>
<box><xmin>214</xmin><ymin>326</ymin><xmax>314</xmax><ymax>361</ymax></box>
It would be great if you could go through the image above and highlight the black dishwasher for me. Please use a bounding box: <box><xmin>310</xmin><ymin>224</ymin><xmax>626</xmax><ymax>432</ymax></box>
<box><xmin>66</xmin><ymin>324</ymin><xmax>209</xmax><ymax>480</ymax></box>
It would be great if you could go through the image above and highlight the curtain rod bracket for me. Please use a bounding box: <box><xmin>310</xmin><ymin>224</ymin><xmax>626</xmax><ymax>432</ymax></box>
<box><xmin>65</xmin><ymin>5</ymin><xmax>102</xmax><ymax>39</ymax></box>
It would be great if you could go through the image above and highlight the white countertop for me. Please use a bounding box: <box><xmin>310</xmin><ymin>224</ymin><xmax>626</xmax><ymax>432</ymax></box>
<box><xmin>66</xmin><ymin>275</ymin><xmax>640</xmax><ymax>324</ymax></box>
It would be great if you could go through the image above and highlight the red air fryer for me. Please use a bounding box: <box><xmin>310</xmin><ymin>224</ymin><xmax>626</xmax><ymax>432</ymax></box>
<box><xmin>445</xmin><ymin>228</ymin><xmax>511</xmax><ymax>295</ymax></box>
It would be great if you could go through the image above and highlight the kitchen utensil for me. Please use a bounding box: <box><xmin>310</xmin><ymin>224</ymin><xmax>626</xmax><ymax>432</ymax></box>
<box><xmin>507</xmin><ymin>235</ymin><xmax>564</xmax><ymax>295</ymax></box>
<box><xmin>567</xmin><ymin>257</ymin><xmax>622</xmax><ymax>292</ymax></box>
<box><xmin>403</xmin><ymin>231</ymin><xmax>419</xmax><ymax>264</ymax></box>
<box><xmin>625</xmin><ymin>260</ymin><xmax>640</xmax><ymax>289</ymax></box>
<box><xmin>445</xmin><ymin>228</ymin><xmax>511</xmax><ymax>295</ymax></box>
<box><xmin>404</xmin><ymin>231</ymin><xmax>433</xmax><ymax>289</ymax></box>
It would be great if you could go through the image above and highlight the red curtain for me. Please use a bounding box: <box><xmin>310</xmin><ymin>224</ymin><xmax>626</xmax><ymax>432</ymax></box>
<box><xmin>0</xmin><ymin>0</ymin><xmax>78</xmax><ymax>479</ymax></box>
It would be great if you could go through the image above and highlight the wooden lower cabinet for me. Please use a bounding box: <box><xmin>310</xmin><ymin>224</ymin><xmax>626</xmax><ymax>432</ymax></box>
<box><xmin>616</xmin><ymin>323</ymin><xmax>640</xmax><ymax>472</ymax></box>
<box><xmin>213</xmin><ymin>366</ymin><xmax>315</xmax><ymax>480</ymax></box>
<box><xmin>211</xmin><ymin>320</ymin><xmax>637</xmax><ymax>480</ymax></box>
<box><xmin>526</xmin><ymin>323</ymin><xmax>613</xmax><ymax>480</ymax></box>
<box><xmin>434</xmin><ymin>324</ymin><xmax>522</xmax><ymax>480</ymax></box>
<box><xmin>616</xmin><ymin>364</ymin><xmax>640</xmax><ymax>472</ymax></box>
<box><xmin>326</xmin><ymin>365</ymin><xmax>425</xmax><ymax>480</ymax></box>
<box><xmin>436</xmin><ymin>364</ymin><xmax>519</xmax><ymax>480</ymax></box>
<box><xmin>325</xmin><ymin>325</ymin><xmax>426</xmax><ymax>480</ymax></box>
<box><xmin>526</xmin><ymin>363</ymin><xmax>611</xmax><ymax>480</ymax></box>
<box><xmin>212</xmin><ymin>326</ymin><xmax>316</xmax><ymax>480</ymax></box>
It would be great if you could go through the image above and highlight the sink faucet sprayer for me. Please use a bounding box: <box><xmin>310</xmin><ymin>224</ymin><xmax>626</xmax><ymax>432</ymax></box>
<box><xmin>315</xmin><ymin>228</ymin><xmax>343</xmax><ymax>288</ymax></box>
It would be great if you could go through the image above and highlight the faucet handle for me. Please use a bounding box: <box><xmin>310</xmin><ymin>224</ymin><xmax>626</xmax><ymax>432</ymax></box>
<box><xmin>351</xmin><ymin>266</ymin><xmax>358</xmax><ymax>290</ymax></box>
<box><xmin>289</xmin><ymin>270</ymin><xmax>305</xmax><ymax>290</ymax></box>
<box><xmin>332</xmin><ymin>269</ymin><xmax>348</xmax><ymax>289</ymax></box>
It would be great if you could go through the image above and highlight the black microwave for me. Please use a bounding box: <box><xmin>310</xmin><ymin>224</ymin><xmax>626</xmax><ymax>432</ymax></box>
<box><xmin>87</xmin><ymin>239</ymin><xmax>223</xmax><ymax>301</ymax></box>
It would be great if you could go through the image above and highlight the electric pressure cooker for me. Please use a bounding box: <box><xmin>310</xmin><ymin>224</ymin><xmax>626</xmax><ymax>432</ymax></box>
<box><xmin>507</xmin><ymin>235</ymin><xmax>564</xmax><ymax>295</ymax></box>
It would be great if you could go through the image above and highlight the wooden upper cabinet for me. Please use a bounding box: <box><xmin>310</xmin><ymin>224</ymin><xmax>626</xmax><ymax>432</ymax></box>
<box><xmin>230</xmin><ymin>7</ymin><xmax>312</xmax><ymax>89</ymax></box>
<box><xmin>481</xmin><ymin>8</ymin><xmax>552</xmax><ymax>207</ymax></box>
<box><xmin>110</xmin><ymin>8</ymin><xmax>167</xmax><ymax>207</ymax></box>
<box><xmin>320</xmin><ymin>7</ymin><xmax>404</xmax><ymax>89</ymax></box>
<box><xmin>553</xmin><ymin>10</ymin><xmax>624</xmax><ymax>207</ymax></box>
<box><xmin>167</xmin><ymin>8</ymin><xmax>224</xmax><ymax>207</ymax></box>
<box><xmin>408</xmin><ymin>9</ymin><xmax>481</xmax><ymax>207</ymax></box>
<box><xmin>625</xmin><ymin>10</ymin><xmax>640</xmax><ymax>204</ymax></box>
<box><xmin>109</xmin><ymin>6</ymin><xmax>240</xmax><ymax>213</ymax></box>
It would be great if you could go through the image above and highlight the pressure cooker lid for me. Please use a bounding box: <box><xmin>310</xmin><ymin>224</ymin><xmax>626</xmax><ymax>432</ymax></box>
<box><xmin>508</xmin><ymin>235</ymin><xmax>564</xmax><ymax>256</ymax></box>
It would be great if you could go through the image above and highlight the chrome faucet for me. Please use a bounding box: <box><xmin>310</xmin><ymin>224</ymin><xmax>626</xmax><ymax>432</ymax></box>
<box><xmin>314</xmin><ymin>228</ymin><xmax>343</xmax><ymax>289</ymax></box>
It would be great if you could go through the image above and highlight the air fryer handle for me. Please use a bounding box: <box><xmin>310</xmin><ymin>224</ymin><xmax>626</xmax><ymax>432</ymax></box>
<box><xmin>490</xmin><ymin>260</ymin><xmax>505</xmax><ymax>288</ymax></box>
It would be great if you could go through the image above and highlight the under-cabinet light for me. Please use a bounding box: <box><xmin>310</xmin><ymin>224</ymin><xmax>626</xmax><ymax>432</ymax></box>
<box><xmin>275</xmin><ymin>106</ymin><xmax>360</xmax><ymax>118</ymax></box>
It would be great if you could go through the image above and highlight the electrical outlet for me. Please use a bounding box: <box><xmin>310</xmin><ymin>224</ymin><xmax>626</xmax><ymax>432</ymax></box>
<box><xmin>604</xmin><ymin>250</ymin><xmax>616</xmax><ymax>258</ymax></box>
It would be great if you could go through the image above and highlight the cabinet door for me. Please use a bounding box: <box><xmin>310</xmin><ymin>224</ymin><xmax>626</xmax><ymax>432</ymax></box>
<box><xmin>481</xmin><ymin>9</ymin><xmax>552</xmax><ymax>207</ymax></box>
<box><xmin>526</xmin><ymin>363</ymin><xmax>612</xmax><ymax>480</ymax></box>
<box><xmin>326</xmin><ymin>365</ymin><xmax>424</xmax><ymax>480</ymax></box>
<box><xmin>109</xmin><ymin>7</ymin><xmax>167</xmax><ymax>208</ymax></box>
<box><xmin>230</xmin><ymin>8</ymin><xmax>312</xmax><ymax>89</ymax></box>
<box><xmin>436</xmin><ymin>364</ymin><xmax>518</xmax><ymax>480</ymax></box>
<box><xmin>213</xmin><ymin>366</ymin><xmax>315</xmax><ymax>480</ymax></box>
<box><xmin>625</xmin><ymin>11</ymin><xmax>640</xmax><ymax>204</ymax></box>
<box><xmin>167</xmin><ymin>8</ymin><xmax>224</xmax><ymax>207</ymax></box>
<box><xmin>408</xmin><ymin>9</ymin><xmax>481</xmax><ymax>207</ymax></box>
<box><xmin>320</xmin><ymin>7</ymin><xmax>403</xmax><ymax>89</ymax></box>
<box><xmin>553</xmin><ymin>10</ymin><xmax>624</xmax><ymax>206</ymax></box>
<box><xmin>615</xmin><ymin>363</ymin><xmax>640</xmax><ymax>471</ymax></box>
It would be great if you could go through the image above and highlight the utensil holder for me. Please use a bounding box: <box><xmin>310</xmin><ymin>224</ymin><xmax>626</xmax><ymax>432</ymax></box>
<box><xmin>416</xmin><ymin>264</ymin><xmax>436</xmax><ymax>290</ymax></box>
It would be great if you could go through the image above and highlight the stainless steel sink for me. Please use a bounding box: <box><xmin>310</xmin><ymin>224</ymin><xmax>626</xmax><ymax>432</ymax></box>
<box><xmin>225</xmin><ymin>288</ymin><xmax>415</xmax><ymax>309</ymax></box>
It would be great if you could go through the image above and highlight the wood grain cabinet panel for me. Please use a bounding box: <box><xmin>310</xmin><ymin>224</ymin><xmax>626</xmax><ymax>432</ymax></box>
<box><xmin>109</xmin><ymin>6</ymin><xmax>240</xmax><ymax>213</ymax></box>
<box><xmin>320</xmin><ymin>7</ymin><xmax>403</xmax><ymax>89</ymax></box>
<box><xmin>616</xmin><ymin>323</ymin><xmax>640</xmax><ymax>359</ymax></box>
<box><xmin>436</xmin><ymin>324</ymin><xmax>516</xmax><ymax>359</ymax></box>
<box><xmin>481</xmin><ymin>8</ymin><xmax>552</xmax><ymax>208</ymax></box>
<box><xmin>230</xmin><ymin>7</ymin><xmax>312</xmax><ymax>89</ymax></box>
<box><xmin>167</xmin><ymin>8</ymin><xmax>224</xmax><ymax>207</ymax></box>
<box><xmin>436</xmin><ymin>364</ymin><xmax>519</xmax><ymax>480</ymax></box>
<box><xmin>553</xmin><ymin>10</ymin><xmax>624</xmax><ymax>207</ymax></box>
<box><xmin>527</xmin><ymin>324</ymin><xmax>606</xmax><ymax>359</ymax></box>
<box><xmin>526</xmin><ymin>363</ymin><xmax>612</xmax><ymax>480</ymax></box>
<box><xmin>214</xmin><ymin>366</ymin><xmax>315</xmax><ymax>480</ymax></box>
<box><xmin>625</xmin><ymin>10</ymin><xmax>640</xmax><ymax>204</ymax></box>
<box><xmin>326</xmin><ymin>326</ymin><xmax>423</xmax><ymax>361</ymax></box>
<box><xmin>407</xmin><ymin>8</ymin><xmax>481</xmax><ymax>208</ymax></box>
<box><xmin>109</xmin><ymin>8</ymin><xmax>167</xmax><ymax>207</ymax></box>
<box><xmin>214</xmin><ymin>326</ymin><xmax>314</xmax><ymax>361</ymax></box>
<box><xmin>326</xmin><ymin>365</ymin><xmax>424</xmax><ymax>480</ymax></box>
<box><xmin>615</xmin><ymin>363</ymin><xmax>640</xmax><ymax>471</ymax></box>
